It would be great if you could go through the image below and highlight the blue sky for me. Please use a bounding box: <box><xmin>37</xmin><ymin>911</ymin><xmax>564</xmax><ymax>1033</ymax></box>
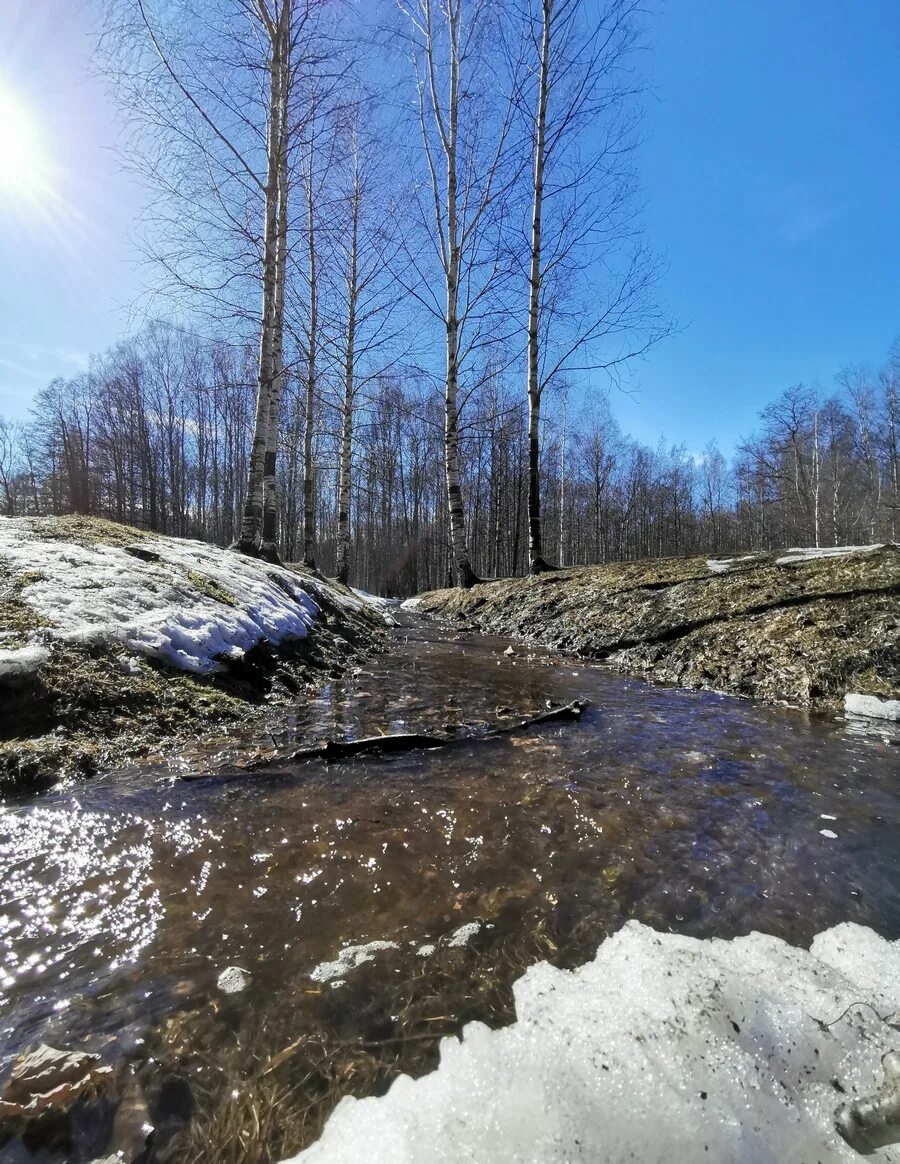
<box><xmin>0</xmin><ymin>0</ymin><xmax>898</xmax><ymax>455</ymax></box>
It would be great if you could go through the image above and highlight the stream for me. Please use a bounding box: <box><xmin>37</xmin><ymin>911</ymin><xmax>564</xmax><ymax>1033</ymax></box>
<box><xmin>1</xmin><ymin>616</ymin><xmax>899</xmax><ymax>1161</ymax></box>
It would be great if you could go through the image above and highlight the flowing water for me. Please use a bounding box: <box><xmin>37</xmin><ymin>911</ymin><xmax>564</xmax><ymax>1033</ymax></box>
<box><xmin>1</xmin><ymin>618</ymin><xmax>898</xmax><ymax>1160</ymax></box>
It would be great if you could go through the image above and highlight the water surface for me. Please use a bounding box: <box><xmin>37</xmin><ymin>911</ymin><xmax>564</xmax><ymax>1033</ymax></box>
<box><xmin>1</xmin><ymin>620</ymin><xmax>898</xmax><ymax>1160</ymax></box>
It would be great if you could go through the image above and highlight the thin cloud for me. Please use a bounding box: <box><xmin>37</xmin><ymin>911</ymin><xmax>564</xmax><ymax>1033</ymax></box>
<box><xmin>0</xmin><ymin>340</ymin><xmax>89</xmax><ymax>371</ymax></box>
<box><xmin>752</xmin><ymin>182</ymin><xmax>846</xmax><ymax>245</ymax></box>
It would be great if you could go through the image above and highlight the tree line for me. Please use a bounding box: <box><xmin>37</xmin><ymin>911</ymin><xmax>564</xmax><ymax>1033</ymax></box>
<box><xmin>70</xmin><ymin>0</ymin><xmax>670</xmax><ymax>584</ymax></box>
<box><xmin>1</xmin><ymin>330</ymin><xmax>897</xmax><ymax>595</ymax></box>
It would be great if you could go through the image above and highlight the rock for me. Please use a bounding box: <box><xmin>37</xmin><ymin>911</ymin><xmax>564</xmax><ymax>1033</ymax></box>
<box><xmin>844</xmin><ymin>693</ymin><xmax>900</xmax><ymax>721</ymax></box>
<box><xmin>0</xmin><ymin>1044</ymin><xmax>113</xmax><ymax>1120</ymax></box>
<box><xmin>217</xmin><ymin>966</ymin><xmax>249</xmax><ymax>993</ymax></box>
<box><xmin>110</xmin><ymin>1071</ymin><xmax>153</xmax><ymax>1161</ymax></box>
<box><xmin>503</xmin><ymin>646</ymin><xmax>515</xmax><ymax>657</ymax></box>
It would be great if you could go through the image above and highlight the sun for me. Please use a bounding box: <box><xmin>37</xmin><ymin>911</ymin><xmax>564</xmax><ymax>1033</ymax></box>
<box><xmin>0</xmin><ymin>82</ymin><xmax>51</xmax><ymax>200</ymax></box>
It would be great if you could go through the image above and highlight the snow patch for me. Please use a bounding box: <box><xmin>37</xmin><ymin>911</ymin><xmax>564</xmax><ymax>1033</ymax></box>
<box><xmin>400</xmin><ymin>597</ymin><xmax>423</xmax><ymax>611</ymax></box>
<box><xmin>285</xmin><ymin>921</ymin><xmax>900</xmax><ymax>1164</ymax></box>
<box><xmin>0</xmin><ymin>519</ymin><xmax>374</xmax><ymax>675</ymax></box>
<box><xmin>844</xmin><ymin>693</ymin><xmax>900</xmax><ymax>722</ymax></box>
<box><xmin>350</xmin><ymin>587</ymin><xmax>400</xmax><ymax>611</ymax></box>
<box><xmin>705</xmin><ymin>554</ymin><xmax>761</xmax><ymax>574</ymax></box>
<box><xmin>217</xmin><ymin>966</ymin><xmax>248</xmax><ymax>994</ymax></box>
<box><xmin>776</xmin><ymin>544</ymin><xmax>884</xmax><ymax>565</ymax></box>
<box><xmin>0</xmin><ymin>644</ymin><xmax>50</xmax><ymax>679</ymax></box>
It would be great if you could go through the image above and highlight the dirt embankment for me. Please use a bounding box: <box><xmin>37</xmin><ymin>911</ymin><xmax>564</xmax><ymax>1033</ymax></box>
<box><xmin>413</xmin><ymin>547</ymin><xmax>900</xmax><ymax>709</ymax></box>
<box><xmin>0</xmin><ymin>517</ymin><xmax>387</xmax><ymax>791</ymax></box>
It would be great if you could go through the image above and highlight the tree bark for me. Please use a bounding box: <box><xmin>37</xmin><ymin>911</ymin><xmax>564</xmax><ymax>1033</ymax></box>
<box><xmin>235</xmin><ymin>4</ymin><xmax>287</xmax><ymax>557</ymax></box>
<box><xmin>443</xmin><ymin>3</ymin><xmax>477</xmax><ymax>588</ymax></box>
<box><xmin>335</xmin><ymin>169</ymin><xmax>359</xmax><ymax>586</ymax></box>
<box><xmin>527</xmin><ymin>0</ymin><xmax>553</xmax><ymax>574</ymax></box>
<box><xmin>261</xmin><ymin>26</ymin><xmax>291</xmax><ymax>563</ymax></box>
<box><xmin>302</xmin><ymin>147</ymin><xmax>318</xmax><ymax>570</ymax></box>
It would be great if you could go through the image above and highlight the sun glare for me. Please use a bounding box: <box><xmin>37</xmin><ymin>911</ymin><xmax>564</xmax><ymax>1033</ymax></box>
<box><xmin>0</xmin><ymin>82</ymin><xmax>51</xmax><ymax>201</ymax></box>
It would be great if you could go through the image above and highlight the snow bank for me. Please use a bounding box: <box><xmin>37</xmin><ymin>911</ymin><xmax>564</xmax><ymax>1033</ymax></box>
<box><xmin>286</xmin><ymin>921</ymin><xmax>900</xmax><ymax>1164</ymax></box>
<box><xmin>0</xmin><ymin>519</ymin><xmax>370</xmax><ymax>675</ymax></box>
<box><xmin>844</xmin><ymin>692</ymin><xmax>900</xmax><ymax>721</ymax></box>
<box><xmin>777</xmin><ymin>544</ymin><xmax>884</xmax><ymax>565</ymax></box>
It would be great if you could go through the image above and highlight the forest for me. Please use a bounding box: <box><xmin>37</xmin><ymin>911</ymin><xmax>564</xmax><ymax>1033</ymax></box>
<box><xmin>1</xmin><ymin>0</ymin><xmax>898</xmax><ymax>593</ymax></box>
<box><xmin>0</xmin><ymin>331</ymin><xmax>898</xmax><ymax>595</ymax></box>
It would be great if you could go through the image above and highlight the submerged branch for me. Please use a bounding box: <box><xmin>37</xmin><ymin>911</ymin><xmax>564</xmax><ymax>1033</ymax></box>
<box><xmin>221</xmin><ymin>698</ymin><xmax>591</xmax><ymax>775</ymax></box>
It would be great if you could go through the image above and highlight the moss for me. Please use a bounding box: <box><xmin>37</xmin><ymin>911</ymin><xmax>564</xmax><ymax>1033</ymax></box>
<box><xmin>184</xmin><ymin>568</ymin><xmax>237</xmax><ymax>606</ymax></box>
<box><xmin>31</xmin><ymin>514</ymin><xmax>154</xmax><ymax>548</ymax></box>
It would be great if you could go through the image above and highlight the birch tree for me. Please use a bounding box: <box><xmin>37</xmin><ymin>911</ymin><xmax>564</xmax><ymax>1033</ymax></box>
<box><xmin>99</xmin><ymin>0</ymin><xmax>333</xmax><ymax>560</ymax></box>
<box><xmin>515</xmin><ymin>0</ymin><xmax>669</xmax><ymax>572</ymax></box>
<box><xmin>400</xmin><ymin>0</ymin><xmax>519</xmax><ymax>587</ymax></box>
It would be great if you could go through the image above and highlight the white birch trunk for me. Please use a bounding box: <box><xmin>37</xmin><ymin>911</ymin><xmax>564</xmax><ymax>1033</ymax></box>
<box><xmin>303</xmin><ymin>157</ymin><xmax>318</xmax><ymax>569</ymax></box>
<box><xmin>236</xmin><ymin>4</ymin><xmax>287</xmax><ymax>556</ymax></box>
<box><xmin>335</xmin><ymin>174</ymin><xmax>359</xmax><ymax>586</ymax></box>
<box><xmin>527</xmin><ymin>0</ymin><xmax>552</xmax><ymax>573</ymax></box>
<box><xmin>443</xmin><ymin>2</ymin><xmax>476</xmax><ymax>588</ymax></box>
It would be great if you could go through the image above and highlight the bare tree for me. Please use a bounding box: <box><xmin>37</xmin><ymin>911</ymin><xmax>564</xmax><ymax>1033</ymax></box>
<box><xmin>515</xmin><ymin>0</ymin><xmax>669</xmax><ymax>572</ymax></box>
<box><xmin>400</xmin><ymin>0</ymin><xmax>519</xmax><ymax>587</ymax></box>
<box><xmin>98</xmin><ymin>0</ymin><xmax>335</xmax><ymax>560</ymax></box>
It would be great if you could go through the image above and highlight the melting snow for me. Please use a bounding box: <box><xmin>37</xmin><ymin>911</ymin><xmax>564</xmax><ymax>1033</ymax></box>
<box><xmin>285</xmin><ymin>921</ymin><xmax>900</xmax><ymax>1164</ymax></box>
<box><xmin>0</xmin><ymin>644</ymin><xmax>50</xmax><ymax>678</ymax></box>
<box><xmin>350</xmin><ymin>587</ymin><xmax>400</xmax><ymax>611</ymax></box>
<box><xmin>445</xmin><ymin>921</ymin><xmax>482</xmax><ymax>949</ymax></box>
<box><xmin>0</xmin><ymin>518</ymin><xmax>374</xmax><ymax>675</ymax></box>
<box><xmin>776</xmin><ymin>544</ymin><xmax>884</xmax><ymax>565</ymax></box>
<box><xmin>217</xmin><ymin>966</ymin><xmax>248</xmax><ymax>994</ymax></box>
<box><xmin>705</xmin><ymin>554</ymin><xmax>762</xmax><ymax>574</ymax></box>
<box><xmin>844</xmin><ymin>693</ymin><xmax>900</xmax><ymax>722</ymax></box>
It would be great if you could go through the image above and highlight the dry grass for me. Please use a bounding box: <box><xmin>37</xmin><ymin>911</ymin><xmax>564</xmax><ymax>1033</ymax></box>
<box><xmin>164</xmin><ymin>930</ymin><xmax>562</xmax><ymax>1164</ymax></box>
<box><xmin>416</xmin><ymin>547</ymin><xmax>900</xmax><ymax>707</ymax></box>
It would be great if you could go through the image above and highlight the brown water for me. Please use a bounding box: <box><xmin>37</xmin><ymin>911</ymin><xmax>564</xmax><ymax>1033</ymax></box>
<box><xmin>1</xmin><ymin>618</ymin><xmax>898</xmax><ymax>1161</ymax></box>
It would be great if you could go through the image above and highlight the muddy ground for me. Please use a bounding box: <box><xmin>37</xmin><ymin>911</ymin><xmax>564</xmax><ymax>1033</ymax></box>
<box><xmin>413</xmin><ymin>547</ymin><xmax>900</xmax><ymax>709</ymax></box>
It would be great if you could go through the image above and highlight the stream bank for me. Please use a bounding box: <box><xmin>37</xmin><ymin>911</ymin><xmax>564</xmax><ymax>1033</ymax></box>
<box><xmin>412</xmin><ymin>545</ymin><xmax>900</xmax><ymax>710</ymax></box>
<box><xmin>0</xmin><ymin>516</ymin><xmax>386</xmax><ymax>792</ymax></box>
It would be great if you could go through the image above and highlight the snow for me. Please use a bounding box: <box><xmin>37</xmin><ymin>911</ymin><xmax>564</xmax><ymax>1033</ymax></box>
<box><xmin>0</xmin><ymin>644</ymin><xmax>49</xmax><ymax>679</ymax></box>
<box><xmin>844</xmin><ymin>693</ymin><xmax>900</xmax><ymax>722</ymax></box>
<box><xmin>0</xmin><ymin>518</ymin><xmax>372</xmax><ymax>676</ymax></box>
<box><xmin>446</xmin><ymin>921</ymin><xmax>482</xmax><ymax>948</ymax></box>
<box><xmin>400</xmin><ymin>597</ymin><xmax>423</xmax><ymax>611</ymax></box>
<box><xmin>706</xmin><ymin>546</ymin><xmax>885</xmax><ymax>573</ymax></box>
<box><xmin>705</xmin><ymin>554</ymin><xmax>761</xmax><ymax>574</ymax></box>
<box><xmin>776</xmin><ymin>544</ymin><xmax>884</xmax><ymax>565</ymax></box>
<box><xmin>350</xmin><ymin>587</ymin><xmax>400</xmax><ymax>611</ymax></box>
<box><xmin>285</xmin><ymin>921</ymin><xmax>900</xmax><ymax>1164</ymax></box>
